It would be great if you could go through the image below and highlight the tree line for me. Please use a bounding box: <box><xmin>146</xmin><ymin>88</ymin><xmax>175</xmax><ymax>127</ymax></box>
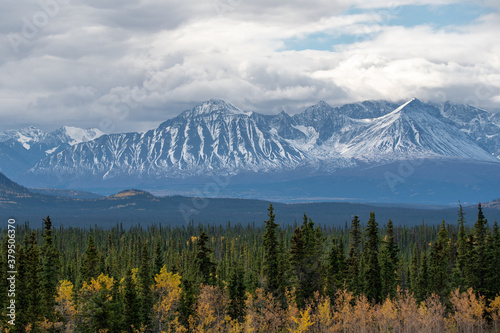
<box><xmin>1</xmin><ymin>203</ymin><xmax>500</xmax><ymax>332</ymax></box>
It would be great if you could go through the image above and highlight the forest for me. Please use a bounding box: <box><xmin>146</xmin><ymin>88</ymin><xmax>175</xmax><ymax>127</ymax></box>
<box><xmin>1</xmin><ymin>203</ymin><xmax>500</xmax><ymax>332</ymax></box>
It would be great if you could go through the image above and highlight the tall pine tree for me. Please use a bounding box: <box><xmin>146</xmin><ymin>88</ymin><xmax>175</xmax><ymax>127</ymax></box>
<box><xmin>429</xmin><ymin>221</ymin><xmax>449</xmax><ymax>299</ymax></box>
<box><xmin>263</xmin><ymin>204</ymin><xmax>280</xmax><ymax>297</ymax></box>
<box><xmin>41</xmin><ymin>216</ymin><xmax>60</xmax><ymax>320</ymax></box>
<box><xmin>347</xmin><ymin>215</ymin><xmax>362</xmax><ymax>294</ymax></box>
<box><xmin>453</xmin><ymin>203</ymin><xmax>468</xmax><ymax>290</ymax></box>
<box><xmin>123</xmin><ymin>269</ymin><xmax>141</xmax><ymax>331</ymax></box>
<box><xmin>81</xmin><ymin>235</ymin><xmax>100</xmax><ymax>283</ymax></box>
<box><xmin>364</xmin><ymin>212</ymin><xmax>382</xmax><ymax>303</ymax></box>
<box><xmin>195</xmin><ymin>231</ymin><xmax>215</xmax><ymax>285</ymax></box>
<box><xmin>472</xmin><ymin>203</ymin><xmax>488</xmax><ymax>295</ymax></box>
<box><xmin>416</xmin><ymin>248</ymin><xmax>429</xmax><ymax>302</ymax></box>
<box><xmin>379</xmin><ymin>219</ymin><xmax>399</xmax><ymax>299</ymax></box>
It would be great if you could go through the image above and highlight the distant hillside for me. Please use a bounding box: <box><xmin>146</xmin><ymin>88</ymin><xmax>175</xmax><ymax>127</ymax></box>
<box><xmin>28</xmin><ymin>188</ymin><xmax>103</xmax><ymax>199</ymax></box>
<box><xmin>1</xmin><ymin>172</ymin><xmax>499</xmax><ymax>228</ymax></box>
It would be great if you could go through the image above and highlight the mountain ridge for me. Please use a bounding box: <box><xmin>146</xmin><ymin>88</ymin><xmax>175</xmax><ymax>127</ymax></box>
<box><xmin>2</xmin><ymin>98</ymin><xmax>500</xmax><ymax>204</ymax></box>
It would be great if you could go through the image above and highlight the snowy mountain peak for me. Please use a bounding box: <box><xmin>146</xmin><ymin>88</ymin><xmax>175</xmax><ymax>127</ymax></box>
<box><xmin>315</xmin><ymin>100</ymin><xmax>331</xmax><ymax>108</ymax></box>
<box><xmin>393</xmin><ymin>98</ymin><xmax>421</xmax><ymax>112</ymax></box>
<box><xmin>57</xmin><ymin>126</ymin><xmax>105</xmax><ymax>146</ymax></box>
<box><xmin>181</xmin><ymin>99</ymin><xmax>251</xmax><ymax>118</ymax></box>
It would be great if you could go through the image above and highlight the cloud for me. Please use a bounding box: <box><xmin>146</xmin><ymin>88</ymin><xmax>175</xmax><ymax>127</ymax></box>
<box><xmin>0</xmin><ymin>0</ymin><xmax>499</xmax><ymax>133</ymax></box>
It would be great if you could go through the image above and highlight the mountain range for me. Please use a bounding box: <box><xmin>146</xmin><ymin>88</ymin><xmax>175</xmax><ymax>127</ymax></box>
<box><xmin>2</xmin><ymin>98</ymin><xmax>500</xmax><ymax>204</ymax></box>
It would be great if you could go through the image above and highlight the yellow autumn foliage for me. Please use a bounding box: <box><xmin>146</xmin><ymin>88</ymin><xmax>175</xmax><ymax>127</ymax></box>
<box><xmin>81</xmin><ymin>273</ymin><xmax>115</xmax><ymax>295</ymax></box>
<box><xmin>290</xmin><ymin>307</ymin><xmax>314</xmax><ymax>333</ymax></box>
<box><xmin>152</xmin><ymin>266</ymin><xmax>182</xmax><ymax>332</ymax></box>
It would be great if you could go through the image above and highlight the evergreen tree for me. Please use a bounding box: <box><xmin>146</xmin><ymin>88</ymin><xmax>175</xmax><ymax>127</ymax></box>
<box><xmin>429</xmin><ymin>221</ymin><xmax>449</xmax><ymax>299</ymax></box>
<box><xmin>326</xmin><ymin>237</ymin><xmax>345</xmax><ymax>297</ymax></box>
<box><xmin>336</xmin><ymin>237</ymin><xmax>346</xmax><ymax>286</ymax></box>
<box><xmin>110</xmin><ymin>278</ymin><xmax>125</xmax><ymax>333</ymax></box>
<box><xmin>453</xmin><ymin>204</ymin><xmax>468</xmax><ymax>290</ymax></box>
<box><xmin>195</xmin><ymin>231</ymin><xmax>215</xmax><ymax>285</ymax></box>
<box><xmin>347</xmin><ymin>215</ymin><xmax>361</xmax><ymax>294</ymax></box>
<box><xmin>290</xmin><ymin>223</ymin><xmax>306</xmax><ymax>306</ymax></box>
<box><xmin>154</xmin><ymin>241</ymin><xmax>164</xmax><ymax>276</ymax></box>
<box><xmin>463</xmin><ymin>235</ymin><xmax>476</xmax><ymax>287</ymax></box>
<box><xmin>416</xmin><ymin>249</ymin><xmax>429</xmax><ymax>302</ymax></box>
<box><xmin>379</xmin><ymin>219</ymin><xmax>399</xmax><ymax>299</ymax></box>
<box><xmin>409</xmin><ymin>246</ymin><xmax>419</xmax><ymax>293</ymax></box>
<box><xmin>472</xmin><ymin>203</ymin><xmax>488</xmax><ymax>295</ymax></box>
<box><xmin>123</xmin><ymin>269</ymin><xmax>141</xmax><ymax>331</ymax></box>
<box><xmin>81</xmin><ymin>235</ymin><xmax>100</xmax><ymax>282</ymax></box>
<box><xmin>41</xmin><ymin>216</ymin><xmax>60</xmax><ymax>320</ymax></box>
<box><xmin>364</xmin><ymin>212</ymin><xmax>382</xmax><ymax>303</ymax></box>
<box><xmin>138</xmin><ymin>243</ymin><xmax>154</xmax><ymax>329</ymax></box>
<box><xmin>263</xmin><ymin>203</ymin><xmax>280</xmax><ymax>297</ymax></box>
<box><xmin>289</xmin><ymin>214</ymin><xmax>324</xmax><ymax>308</ymax></box>
<box><xmin>82</xmin><ymin>278</ymin><xmax>114</xmax><ymax>333</ymax></box>
<box><xmin>227</xmin><ymin>259</ymin><xmax>247</xmax><ymax>321</ymax></box>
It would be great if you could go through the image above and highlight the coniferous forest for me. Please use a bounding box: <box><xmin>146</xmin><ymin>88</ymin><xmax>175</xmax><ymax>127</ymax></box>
<box><xmin>2</xmin><ymin>203</ymin><xmax>500</xmax><ymax>332</ymax></box>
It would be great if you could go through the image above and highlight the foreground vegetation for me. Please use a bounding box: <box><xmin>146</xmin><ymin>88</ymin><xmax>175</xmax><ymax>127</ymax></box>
<box><xmin>1</xmin><ymin>203</ymin><xmax>500</xmax><ymax>332</ymax></box>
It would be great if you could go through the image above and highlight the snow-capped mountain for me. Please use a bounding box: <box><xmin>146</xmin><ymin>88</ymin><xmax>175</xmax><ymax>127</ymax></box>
<box><xmin>0</xmin><ymin>126</ymin><xmax>104</xmax><ymax>177</ymax></box>
<box><xmin>1</xmin><ymin>97</ymin><xmax>499</xmax><ymax>197</ymax></box>
<box><xmin>0</xmin><ymin>125</ymin><xmax>104</xmax><ymax>150</ymax></box>
<box><xmin>31</xmin><ymin>100</ymin><xmax>309</xmax><ymax>180</ymax></box>
<box><xmin>25</xmin><ymin>98</ymin><xmax>499</xmax><ymax>185</ymax></box>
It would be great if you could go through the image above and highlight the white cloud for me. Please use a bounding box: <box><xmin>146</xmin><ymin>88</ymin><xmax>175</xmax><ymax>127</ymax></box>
<box><xmin>0</xmin><ymin>0</ymin><xmax>499</xmax><ymax>132</ymax></box>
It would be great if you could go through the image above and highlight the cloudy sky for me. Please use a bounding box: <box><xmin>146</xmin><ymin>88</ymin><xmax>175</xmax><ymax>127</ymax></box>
<box><xmin>1</xmin><ymin>0</ymin><xmax>499</xmax><ymax>133</ymax></box>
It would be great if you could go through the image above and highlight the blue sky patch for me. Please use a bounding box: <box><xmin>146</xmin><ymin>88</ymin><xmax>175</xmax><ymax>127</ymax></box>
<box><xmin>283</xmin><ymin>2</ymin><xmax>495</xmax><ymax>51</ymax></box>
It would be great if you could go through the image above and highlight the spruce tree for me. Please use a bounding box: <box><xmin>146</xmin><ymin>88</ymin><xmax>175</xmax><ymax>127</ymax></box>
<box><xmin>290</xmin><ymin>224</ymin><xmax>306</xmax><ymax>306</ymax></box>
<box><xmin>123</xmin><ymin>269</ymin><xmax>141</xmax><ymax>331</ymax></box>
<box><xmin>290</xmin><ymin>214</ymin><xmax>324</xmax><ymax>308</ymax></box>
<box><xmin>263</xmin><ymin>204</ymin><xmax>280</xmax><ymax>297</ymax></box>
<box><xmin>110</xmin><ymin>278</ymin><xmax>125</xmax><ymax>333</ymax></box>
<box><xmin>409</xmin><ymin>246</ymin><xmax>419</xmax><ymax>293</ymax></box>
<box><xmin>429</xmin><ymin>221</ymin><xmax>449</xmax><ymax>299</ymax></box>
<box><xmin>81</xmin><ymin>235</ymin><xmax>100</xmax><ymax>282</ymax></box>
<box><xmin>453</xmin><ymin>204</ymin><xmax>467</xmax><ymax>289</ymax></box>
<box><xmin>195</xmin><ymin>231</ymin><xmax>215</xmax><ymax>285</ymax></box>
<box><xmin>337</xmin><ymin>236</ymin><xmax>346</xmax><ymax>284</ymax></box>
<box><xmin>472</xmin><ymin>203</ymin><xmax>488</xmax><ymax>295</ymax></box>
<box><xmin>326</xmin><ymin>237</ymin><xmax>345</xmax><ymax>297</ymax></box>
<box><xmin>379</xmin><ymin>219</ymin><xmax>399</xmax><ymax>299</ymax></box>
<box><xmin>364</xmin><ymin>212</ymin><xmax>382</xmax><ymax>303</ymax></box>
<box><xmin>154</xmin><ymin>241</ymin><xmax>164</xmax><ymax>276</ymax></box>
<box><xmin>416</xmin><ymin>249</ymin><xmax>428</xmax><ymax>302</ymax></box>
<box><xmin>41</xmin><ymin>216</ymin><xmax>60</xmax><ymax>320</ymax></box>
<box><xmin>347</xmin><ymin>215</ymin><xmax>361</xmax><ymax>294</ymax></box>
